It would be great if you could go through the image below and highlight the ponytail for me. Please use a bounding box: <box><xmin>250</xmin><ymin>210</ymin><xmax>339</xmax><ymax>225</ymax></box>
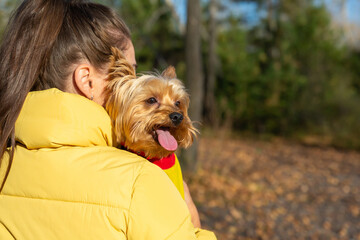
<box><xmin>0</xmin><ymin>0</ymin><xmax>66</xmax><ymax>191</ymax></box>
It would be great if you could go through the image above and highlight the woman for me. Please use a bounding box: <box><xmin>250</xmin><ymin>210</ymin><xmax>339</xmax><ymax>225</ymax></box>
<box><xmin>0</xmin><ymin>0</ymin><xmax>216</xmax><ymax>239</ymax></box>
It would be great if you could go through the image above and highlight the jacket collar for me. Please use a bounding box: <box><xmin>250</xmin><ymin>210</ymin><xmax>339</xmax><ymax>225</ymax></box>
<box><xmin>15</xmin><ymin>88</ymin><xmax>113</xmax><ymax>149</ymax></box>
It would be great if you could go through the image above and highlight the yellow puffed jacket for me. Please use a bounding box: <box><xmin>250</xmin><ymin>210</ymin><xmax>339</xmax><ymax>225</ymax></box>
<box><xmin>0</xmin><ymin>88</ymin><xmax>216</xmax><ymax>240</ymax></box>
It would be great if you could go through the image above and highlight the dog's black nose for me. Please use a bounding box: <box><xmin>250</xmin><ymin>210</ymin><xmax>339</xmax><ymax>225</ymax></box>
<box><xmin>169</xmin><ymin>112</ymin><xmax>183</xmax><ymax>126</ymax></box>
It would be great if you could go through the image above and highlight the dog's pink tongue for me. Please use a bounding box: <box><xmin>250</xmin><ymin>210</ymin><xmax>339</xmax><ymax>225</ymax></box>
<box><xmin>156</xmin><ymin>129</ymin><xmax>178</xmax><ymax>151</ymax></box>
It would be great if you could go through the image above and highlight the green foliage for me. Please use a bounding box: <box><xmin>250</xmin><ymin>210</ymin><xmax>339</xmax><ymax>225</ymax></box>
<box><xmin>215</xmin><ymin>0</ymin><xmax>360</xmax><ymax>149</ymax></box>
<box><xmin>94</xmin><ymin>0</ymin><xmax>185</xmax><ymax>75</ymax></box>
<box><xmin>115</xmin><ymin>0</ymin><xmax>185</xmax><ymax>74</ymax></box>
<box><xmin>216</xmin><ymin>16</ymin><xmax>255</xmax><ymax>127</ymax></box>
<box><xmin>0</xmin><ymin>0</ymin><xmax>21</xmax><ymax>38</ymax></box>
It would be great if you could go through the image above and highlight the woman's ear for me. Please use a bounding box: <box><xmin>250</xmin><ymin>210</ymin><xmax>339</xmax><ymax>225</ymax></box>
<box><xmin>73</xmin><ymin>64</ymin><xmax>93</xmax><ymax>99</ymax></box>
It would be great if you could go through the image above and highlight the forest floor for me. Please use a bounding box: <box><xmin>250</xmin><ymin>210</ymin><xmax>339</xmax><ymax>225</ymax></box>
<box><xmin>185</xmin><ymin>135</ymin><xmax>360</xmax><ymax>240</ymax></box>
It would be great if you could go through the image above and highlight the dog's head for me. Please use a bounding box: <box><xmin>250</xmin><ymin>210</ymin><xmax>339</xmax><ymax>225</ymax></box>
<box><xmin>106</xmin><ymin>48</ymin><xmax>197</xmax><ymax>158</ymax></box>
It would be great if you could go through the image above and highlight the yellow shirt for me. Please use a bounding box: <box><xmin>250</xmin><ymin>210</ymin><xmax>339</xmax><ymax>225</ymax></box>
<box><xmin>164</xmin><ymin>154</ymin><xmax>185</xmax><ymax>199</ymax></box>
<box><xmin>147</xmin><ymin>153</ymin><xmax>185</xmax><ymax>199</ymax></box>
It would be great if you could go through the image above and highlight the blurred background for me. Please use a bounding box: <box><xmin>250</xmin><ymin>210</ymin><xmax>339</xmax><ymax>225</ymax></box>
<box><xmin>1</xmin><ymin>0</ymin><xmax>360</xmax><ymax>239</ymax></box>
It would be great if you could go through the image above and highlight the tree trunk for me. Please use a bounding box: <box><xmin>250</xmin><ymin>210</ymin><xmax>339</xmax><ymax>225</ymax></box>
<box><xmin>205</xmin><ymin>0</ymin><xmax>218</xmax><ymax>127</ymax></box>
<box><xmin>267</xmin><ymin>0</ymin><xmax>275</xmax><ymax>31</ymax></box>
<box><xmin>182</xmin><ymin>0</ymin><xmax>204</xmax><ymax>172</ymax></box>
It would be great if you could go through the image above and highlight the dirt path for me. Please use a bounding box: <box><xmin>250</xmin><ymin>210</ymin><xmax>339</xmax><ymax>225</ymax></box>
<box><xmin>186</xmin><ymin>136</ymin><xmax>360</xmax><ymax>240</ymax></box>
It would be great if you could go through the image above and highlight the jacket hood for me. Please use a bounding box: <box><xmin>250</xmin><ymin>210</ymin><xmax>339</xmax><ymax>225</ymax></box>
<box><xmin>15</xmin><ymin>88</ymin><xmax>113</xmax><ymax>149</ymax></box>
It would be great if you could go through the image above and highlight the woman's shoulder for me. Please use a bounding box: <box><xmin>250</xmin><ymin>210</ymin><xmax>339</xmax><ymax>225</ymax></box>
<box><xmin>67</xmin><ymin>146</ymin><xmax>150</xmax><ymax>195</ymax></box>
<box><xmin>90</xmin><ymin>146</ymin><xmax>168</xmax><ymax>190</ymax></box>
<box><xmin>76</xmin><ymin>146</ymin><xmax>168</xmax><ymax>207</ymax></box>
<box><xmin>4</xmin><ymin>145</ymin><xmax>155</xmax><ymax>209</ymax></box>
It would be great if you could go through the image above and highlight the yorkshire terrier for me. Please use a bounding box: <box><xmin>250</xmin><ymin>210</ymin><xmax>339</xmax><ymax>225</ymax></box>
<box><xmin>105</xmin><ymin>47</ymin><xmax>197</xmax><ymax>163</ymax></box>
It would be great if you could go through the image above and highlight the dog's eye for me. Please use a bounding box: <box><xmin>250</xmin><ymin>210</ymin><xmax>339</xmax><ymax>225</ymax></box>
<box><xmin>147</xmin><ymin>97</ymin><xmax>158</xmax><ymax>104</ymax></box>
<box><xmin>175</xmin><ymin>101</ymin><xmax>181</xmax><ymax>107</ymax></box>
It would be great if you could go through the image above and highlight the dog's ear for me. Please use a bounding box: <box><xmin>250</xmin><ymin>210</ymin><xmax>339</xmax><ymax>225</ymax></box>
<box><xmin>108</xmin><ymin>47</ymin><xmax>136</xmax><ymax>80</ymax></box>
<box><xmin>161</xmin><ymin>66</ymin><xmax>177</xmax><ymax>79</ymax></box>
<box><xmin>110</xmin><ymin>47</ymin><xmax>124</xmax><ymax>62</ymax></box>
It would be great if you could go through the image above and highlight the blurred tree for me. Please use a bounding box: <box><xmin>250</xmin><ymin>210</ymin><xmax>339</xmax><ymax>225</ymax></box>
<box><xmin>100</xmin><ymin>0</ymin><xmax>185</xmax><ymax>73</ymax></box>
<box><xmin>0</xmin><ymin>0</ymin><xmax>21</xmax><ymax>38</ymax></box>
<box><xmin>204</xmin><ymin>0</ymin><xmax>218</xmax><ymax>127</ymax></box>
<box><xmin>213</xmin><ymin>0</ymin><xmax>359</xmax><ymax>144</ymax></box>
<box><xmin>216</xmin><ymin>15</ymin><xmax>255</xmax><ymax>130</ymax></box>
<box><xmin>203</xmin><ymin>0</ymin><xmax>261</xmax><ymax>128</ymax></box>
<box><xmin>182</xmin><ymin>0</ymin><xmax>204</xmax><ymax>171</ymax></box>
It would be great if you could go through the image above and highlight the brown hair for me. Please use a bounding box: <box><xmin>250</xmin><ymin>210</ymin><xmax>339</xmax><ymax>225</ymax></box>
<box><xmin>0</xmin><ymin>0</ymin><xmax>131</xmax><ymax>191</ymax></box>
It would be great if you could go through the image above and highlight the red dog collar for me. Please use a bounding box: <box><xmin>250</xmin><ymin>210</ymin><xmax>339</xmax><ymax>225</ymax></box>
<box><xmin>120</xmin><ymin>144</ymin><xmax>176</xmax><ymax>170</ymax></box>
